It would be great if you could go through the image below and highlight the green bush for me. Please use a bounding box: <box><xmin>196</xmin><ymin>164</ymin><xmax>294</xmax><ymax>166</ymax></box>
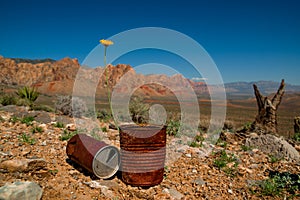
<box><xmin>213</xmin><ymin>150</ymin><xmax>238</xmax><ymax>176</ymax></box>
<box><xmin>0</xmin><ymin>94</ymin><xmax>17</xmax><ymax>106</ymax></box>
<box><xmin>20</xmin><ymin>116</ymin><xmax>35</xmax><ymax>126</ymax></box>
<box><xmin>166</xmin><ymin>119</ymin><xmax>180</xmax><ymax>136</ymax></box>
<box><xmin>53</xmin><ymin>122</ymin><xmax>64</xmax><ymax>128</ymax></box>
<box><xmin>293</xmin><ymin>132</ymin><xmax>300</xmax><ymax>142</ymax></box>
<box><xmin>241</xmin><ymin>145</ymin><xmax>253</xmax><ymax>151</ymax></box>
<box><xmin>252</xmin><ymin>171</ymin><xmax>300</xmax><ymax>197</ymax></box>
<box><xmin>16</xmin><ymin>98</ymin><xmax>32</xmax><ymax>107</ymax></box>
<box><xmin>129</xmin><ymin>96</ymin><xmax>149</xmax><ymax>124</ymax></box>
<box><xmin>31</xmin><ymin>125</ymin><xmax>43</xmax><ymax>134</ymax></box>
<box><xmin>16</xmin><ymin>86</ymin><xmax>39</xmax><ymax>104</ymax></box>
<box><xmin>59</xmin><ymin>129</ymin><xmax>77</xmax><ymax>141</ymax></box>
<box><xmin>10</xmin><ymin>116</ymin><xmax>19</xmax><ymax>123</ymax></box>
<box><xmin>97</xmin><ymin>109</ymin><xmax>112</xmax><ymax>122</ymax></box>
<box><xmin>216</xmin><ymin>138</ymin><xmax>228</xmax><ymax>148</ymax></box>
<box><xmin>269</xmin><ymin>155</ymin><xmax>281</xmax><ymax>163</ymax></box>
<box><xmin>189</xmin><ymin>134</ymin><xmax>204</xmax><ymax>147</ymax></box>
<box><xmin>18</xmin><ymin>133</ymin><xmax>36</xmax><ymax>145</ymax></box>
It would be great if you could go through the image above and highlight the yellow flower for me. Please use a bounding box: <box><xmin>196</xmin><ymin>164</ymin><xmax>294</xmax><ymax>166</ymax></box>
<box><xmin>100</xmin><ymin>39</ymin><xmax>114</xmax><ymax>47</ymax></box>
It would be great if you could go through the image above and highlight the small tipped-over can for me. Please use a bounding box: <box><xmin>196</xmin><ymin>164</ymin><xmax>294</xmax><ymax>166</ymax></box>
<box><xmin>66</xmin><ymin>134</ymin><xmax>120</xmax><ymax>179</ymax></box>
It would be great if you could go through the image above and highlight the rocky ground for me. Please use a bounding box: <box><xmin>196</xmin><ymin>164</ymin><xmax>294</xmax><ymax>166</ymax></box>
<box><xmin>0</xmin><ymin>106</ymin><xmax>300</xmax><ymax>200</ymax></box>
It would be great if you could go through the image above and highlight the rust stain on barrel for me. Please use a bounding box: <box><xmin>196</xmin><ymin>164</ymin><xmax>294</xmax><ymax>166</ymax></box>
<box><xmin>66</xmin><ymin>134</ymin><xmax>107</xmax><ymax>174</ymax></box>
<box><xmin>120</xmin><ymin>125</ymin><xmax>166</xmax><ymax>186</ymax></box>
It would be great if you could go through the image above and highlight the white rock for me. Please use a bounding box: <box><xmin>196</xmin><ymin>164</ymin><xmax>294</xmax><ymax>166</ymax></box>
<box><xmin>185</xmin><ymin>153</ymin><xmax>192</xmax><ymax>158</ymax></box>
<box><xmin>0</xmin><ymin>181</ymin><xmax>43</xmax><ymax>200</ymax></box>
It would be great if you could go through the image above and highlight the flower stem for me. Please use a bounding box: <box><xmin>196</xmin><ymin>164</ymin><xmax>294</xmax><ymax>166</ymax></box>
<box><xmin>103</xmin><ymin>46</ymin><xmax>119</xmax><ymax>131</ymax></box>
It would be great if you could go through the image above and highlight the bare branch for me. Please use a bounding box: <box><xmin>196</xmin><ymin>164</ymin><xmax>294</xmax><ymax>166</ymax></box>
<box><xmin>272</xmin><ymin>79</ymin><xmax>285</xmax><ymax>108</ymax></box>
<box><xmin>253</xmin><ymin>84</ymin><xmax>264</xmax><ymax>112</ymax></box>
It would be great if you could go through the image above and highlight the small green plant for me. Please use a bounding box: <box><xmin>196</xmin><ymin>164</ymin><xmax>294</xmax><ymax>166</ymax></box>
<box><xmin>195</xmin><ymin>134</ymin><xmax>204</xmax><ymax>142</ymax></box>
<box><xmin>31</xmin><ymin>125</ymin><xmax>43</xmax><ymax>134</ymax></box>
<box><xmin>10</xmin><ymin>116</ymin><xmax>20</xmax><ymax>123</ymax></box>
<box><xmin>216</xmin><ymin>138</ymin><xmax>227</xmax><ymax>148</ymax></box>
<box><xmin>293</xmin><ymin>132</ymin><xmax>300</xmax><ymax>142</ymax></box>
<box><xmin>129</xmin><ymin>96</ymin><xmax>149</xmax><ymax>124</ymax></box>
<box><xmin>243</xmin><ymin>121</ymin><xmax>252</xmax><ymax>130</ymax></box>
<box><xmin>19</xmin><ymin>133</ymin><xmax>36</xmax><ymax>145</ymax></box>
<box><xmin>97</xmin><ymin>109</ymin><xmax>112</xmax><ymax>122</ymax></box>
<box><xmin>0</xmin><ymin>94</ymin><xmax>17</xmax><ymax>106</ymax></box>
<box><xmin>213</xmin><ymin>150</ymin><xmax>238</xmax><ymax>176</ymax></box>
<box><xmin>59</xmin><ymin>129</ymin><xmax>77</xmax><ymax>141</ymax></box>
<box><xmin>189</xmin><ymin>141</ymin><xmax>199</xmax><ymax>148</ymax></box>
<box><xmin>101</xmin><ymin>127</ymin><xmax>108</xmax><ymax>132</ymax></box>
<box><xmin>259</xmin><ymin>178</ymin><xmax>282</xmax><ymax>196</ymax></box>
<box><xmin>20</xmin><ymin>116</ymin><xmax>35</xmax><ymax>126</ymax></box>
<box><xmin>53</xmin><ymin>122</ymin><xmax>65</xmax><ymax>128</ymax></box>
<box><xmin>166</xmin><ymin>119</ymin><xmax>180</xmax><ymax>136</ymax></box>
<box><xmin>189</xmin><ymin>134</ymin><xmax>204</xmax><ymax>148</ymax></box>
<box><xmin>16</xmin><ymin>86</ymin><xmax>39</xmax><ymax>104</ymax></box>
<box><xmin>164</xmin><ymin>166</ymin><xmax>170</xmax><ymax>179</ymax></box>
<box><xmin>251</xmin><ymin>171</ymin><xmax>300</xmax><ymax>197</ymax></box>
<box><xmin>241</xmin><ymin>145</ymin><xmax>253</xmax><ymax>151</ymax></box>
<box><xmin>48</xmin><ymin>169</ymin><xmax>58</xmax><ymax>175</ymax></box>
<box><xmin>269</xmin><ymin>155</ymin><xmax>281</xmax><ymax>163</ymax></box>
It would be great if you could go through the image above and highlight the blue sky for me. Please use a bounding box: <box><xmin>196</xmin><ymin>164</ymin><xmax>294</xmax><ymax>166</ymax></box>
<box><xmin>1</xmin><ymin>0</ymin><xmax>300</xmax><ymax>84</ymax></box>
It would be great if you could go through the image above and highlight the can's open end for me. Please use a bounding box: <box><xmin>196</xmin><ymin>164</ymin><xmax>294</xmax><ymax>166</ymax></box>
<box><xmin>92</xmin><ymin>145</ymin><xmax>120</xmax><ymax>179</ymax></box>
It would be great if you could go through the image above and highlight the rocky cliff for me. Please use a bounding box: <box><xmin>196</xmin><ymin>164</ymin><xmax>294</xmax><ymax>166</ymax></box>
<box><xmin>0</xmin><ymin>56</ymin><xmax>208</xmax><ymax>97</ymax></box>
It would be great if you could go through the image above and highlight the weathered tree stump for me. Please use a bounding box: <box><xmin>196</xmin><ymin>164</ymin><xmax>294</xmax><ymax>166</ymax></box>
<box><xmin>251</xmin><ymin>79</ymin><xmax>285</xmax><ymax>134</ymax></box>
<box><xmin>294</xmin><ymin>117</ymin><xmax>300</xmax><ymax>134</ymax></box>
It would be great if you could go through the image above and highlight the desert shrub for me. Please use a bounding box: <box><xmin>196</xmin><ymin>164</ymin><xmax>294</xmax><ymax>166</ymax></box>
<box><xmin>59</xmin><ymin>129</ymin><xmax>77</xmax><ymax>141</ymax></box>
<box><xmin>251</xmin><ymin>171</ymin><xmax>300</xmax><ymax>197</ymax></box>
<box><xmin>268</xmin><ymin>155</ymin><xmax>281</xmax><ymax>163</ymax></box>
<box><xmin>20</xmin><ymin>116</ymin><xmax>35</xmax><ymax>126</ymax></box>
<box><xmin>188</xmin><ymin>134</ymin><xmax>205</xmax><ymax>147</ymax></box>
<box><xmin>31</xmin><ymin>125</ymin><xmax>43</xmax><ymax>133</ymax></box>
<box><xmin>10</xmin><ymin>116</ymin><xmax>19</xmax><ymax>123</ymax></box>
<box><xmin>129</xmin><ymin>96</ymin><xmax>149</xmax><ymax>124</ymax></box>
<box><xmin>16</xmin><ymin>98</ymin><xmax>32</xmax><ymax>107</ymax></box>
<box><xmin>166</xmin><ymin>119</ymin><xmax>180</xmax><ymax>136</ymax></box>
<box><xmin>223</xmin><ymin>120</ymin><xmax>235</xmax><ymax>131</ymax></box>
<box><xmin>0</xmin><ymin>94</ymin><xmax>17</xmax><ymax>106</ymax></box>
<box><xmin>53</xmin><ymin>122</ymin><xmax>64</xmax><ymax>128</ymax></box>
<box><xmin>97</xmin><ymin>109</ymin><xmax>112</xmax><ymax>122</ymax></box>
<box><xmin>213</xmin><ymin>150</ymin><xmax>238</xmax><ymax>176</ymax></box>
<box><xmin>293</xmin><ymin>132</ymin><xmax>300</xmax><ymax>142</ymax></box>
<box><xmin>16</xmin><ymin>86</ymin><xmax>39</xmax><ymax>104</ymax></box>
<box><xmin>18</xmin><ymin>133</ymin><xmax>36</xmax><ymax>145</ymax></box>
<box><xmin>55</xmin><ymin>95</ymin><xmax>88</xmax><ymax>118</ymax></box>
<box><xmin>241</xmin><ymin>145</ymin><xmax>253</xmax><ymax>151</ymax></box>
<box><xmin>216</xmin><ymin>138</ymin><xmax>228</xmax><ymax>148</ymax></box>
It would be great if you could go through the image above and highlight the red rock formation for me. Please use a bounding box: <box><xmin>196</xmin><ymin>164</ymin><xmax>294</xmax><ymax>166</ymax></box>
<box><xmin>0</xmin><ymin>56</ymin><xmax>209</xmax><ymax>97</ymax></box>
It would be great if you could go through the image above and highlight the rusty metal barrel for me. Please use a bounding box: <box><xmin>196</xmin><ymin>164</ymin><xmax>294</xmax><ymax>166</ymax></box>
<box><xmin>66</xmin><ymin>134</ymin><xmax>120</xmax><ymax>179</ymax></box>
<box><xmin>119</xmin><ymin>125</ymin><xmax>166</xmax><ymax>186</ymax></box>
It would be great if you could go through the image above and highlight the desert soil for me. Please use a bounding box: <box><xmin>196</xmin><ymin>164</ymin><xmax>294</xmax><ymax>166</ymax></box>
<box><xmin>0</xmin><ymin>106</ymin><xmax>299</xmax><ymax>200</ymax></box>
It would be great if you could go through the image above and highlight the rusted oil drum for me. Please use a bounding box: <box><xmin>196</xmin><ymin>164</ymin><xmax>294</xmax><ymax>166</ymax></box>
<box><xmin>119</xmin><ymin>125</ymin><xmax>166</xmax><ymax>186</ymax></box>
<box><xmin>66</xmin><ymin>134</ymin><xmax>120</xmax><ymax>179</ymax></box>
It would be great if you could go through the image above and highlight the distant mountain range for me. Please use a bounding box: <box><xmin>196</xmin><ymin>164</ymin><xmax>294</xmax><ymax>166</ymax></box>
<box><xmin>225</xmin><ymin>81</ymin><xmax>300</xmax><ymax>99</ymax></box>
<box><xmin>0</xmin><ymin>56</ymin><xmax>299</xmax><ymax>99</ymax></box>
